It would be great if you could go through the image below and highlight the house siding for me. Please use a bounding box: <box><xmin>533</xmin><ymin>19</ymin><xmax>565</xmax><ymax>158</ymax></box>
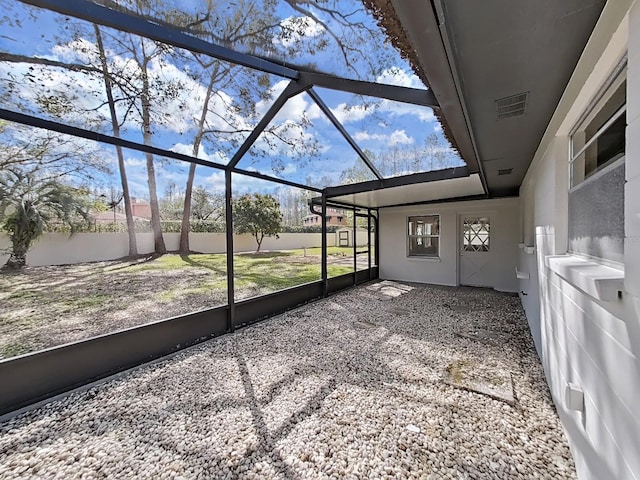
<box><xmin>378</xmin><ymin>197</ymin><xmax>520</xmax><ymax>292</ymax></box>
<box><xmin>520</xmin><ymin>1</ymin><xmax>640</xmax><ymax>478</ymax></box>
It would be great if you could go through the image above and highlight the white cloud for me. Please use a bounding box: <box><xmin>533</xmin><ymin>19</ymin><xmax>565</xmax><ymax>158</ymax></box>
<box><xmin>331</xmin><ymin>103</ymin><xmax>371</xmax><ymax>124</ymax></box>
<box><xmin>52</xmin><ymin>38</ymin><xmax>100</xmax><ymax>64</ymax></box>
<box><xmin>258</xmin><ymin>80</ymin><xmax>321</xmax><ymax>124</ymax></box>
<box><xmin>353</xmin><ymin>131</ymin><xmax>386</xmax><ymax>142</ymax></box>
<box><xmin>203</xmin><ymin>170</ymin><xmax>276</xmax><ymax>195</ymax></box>
<box><xmin>170</xmin><ymin>142</ymin><xmax>229</xmax><ymax>165</ymax></box>
<box><xmin>255</xmin><ymin>80</ymin><xmax>287</xmax><ymax>118</ymax></box>
<box><xmin>354</xmin><ymin>129</ymin><xmax>413</xmax><ymax>146</ymax></box>
<box><xmin>281</xmin><ymin>163</ymin><xmax>297</xmax><ymax>174</ymax></box>
<box><xmin>125</xmin><ymin>157</ymin><xmax>146</xmax><ymax>168</ymax></box>
<box><xmin>202</xmin><ymin>170</ymin><xmax>225</xmax><ymax>193</ymax></box>
<box><xmin>274</xmin><ymin>90</ymin><xmax>322</xmax><ymax>123</ymax></box>
<box><xmin>0</xmin><ymin>60</ymin><xmax>107</xmax><ymax>126</ymax></box>
<box><xmin>373</xmin><ymin>67</ymin><xmax>436</xmax><ymax>122</ymax></box>
<box><xmin>1</xmin><ymin>36</ymin><xmax>260</xmax><ymax>144</ymax></box>
<box><xmin>273</xmin><ymin>16</ymin><xmax>324</xmax><ymax>48</ymax></box>
<box><xmin>389</xmin><ymin>129</ymin><xmax>414</xmax><ymax>145</ymax></box>
<box><xmin>252</xmin><ymin>80</ymin><xmax>323</xmax><ymax>157</ymax></box>
<box><xmin>434</xmin><ymin>123</ymin><xmax>443</xmax><ymax>132</ymax></box>
<box><xmin>379</xmin><ymin>99</ymin><xmax>435</xmax><ymax>122</ymax></box>
<box><xmin>376</xmin><ymin>67</ymin><xmax>425</xmax><ymax>89</ymax></box>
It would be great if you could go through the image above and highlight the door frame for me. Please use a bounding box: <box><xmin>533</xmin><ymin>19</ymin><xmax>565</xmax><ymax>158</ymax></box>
<box><xmin>457</xmin><ymin>212</ymin><xmax>495</xmax><ymax>287</ymax></box>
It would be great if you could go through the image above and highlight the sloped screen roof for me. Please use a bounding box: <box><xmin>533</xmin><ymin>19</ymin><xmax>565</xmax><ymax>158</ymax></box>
<box><xmin>0</xmin><ymin>0</ymin><xmax>472</xmax><ymax>205</ymax></box>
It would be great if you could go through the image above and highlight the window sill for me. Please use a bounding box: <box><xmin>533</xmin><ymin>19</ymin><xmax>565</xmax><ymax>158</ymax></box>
<box><xmin>518</xmin><ymin>244</ymin><xmax>536</xmax><ymax>254</ymax></box>
<box><xmin>545</xmin><ymin>254</ymin><xmax>624</xmax><ymax>302</ymax></box>
<box><xmin>407</xmin><ymin>256</ymin><xmax>441</xmax><ymax>263</ymax></box>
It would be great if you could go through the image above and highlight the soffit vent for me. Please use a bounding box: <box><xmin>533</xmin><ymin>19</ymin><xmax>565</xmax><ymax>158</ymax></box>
<box><xmin>496</xmin><ymin>92</ymin><xmax>529</xmax><ymax>119</ymax></box>
<box><xmin>497</xmin><ymin>168</ymin><xmax>513</xmax><ymax>176</ymax></box>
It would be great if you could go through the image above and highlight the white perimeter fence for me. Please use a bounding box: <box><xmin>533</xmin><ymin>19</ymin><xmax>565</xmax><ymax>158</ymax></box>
<box><xmin>0</xmin><ymin>230</ymin><xmax>372</xmax><ymax>267</ymax></box>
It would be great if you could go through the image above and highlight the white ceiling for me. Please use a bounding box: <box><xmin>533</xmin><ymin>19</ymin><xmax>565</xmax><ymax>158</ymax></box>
<box><xmin>328</xmin><ymin>173</ymin><xmax>484</xmax><ymax>208</ymax></box>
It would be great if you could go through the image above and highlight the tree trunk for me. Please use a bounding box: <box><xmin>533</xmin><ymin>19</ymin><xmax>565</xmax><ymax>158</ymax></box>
<box><xmin>94</xmin><ymin>25</ymin><xmax>138</xmax><ymax>257</ymax></box>
<box><xmin>4</xmin><ymin>236</ymin><xmax>29</xmax><ymax>270</ymax></box>
<box><xmin>255</xmin><ymin>233</ymin><xmax>263</xmax><ymax>252</ymax></box>
<box><xmin>179</xmin><ymin>65</ymin><xmax>220</xmax><ymax>254</ymax></box>
<box><xmin>179</xmin><ymin>162</ymin><xmax>196</xmax><ymax>253</ymax></box>
<box><xmin>140</xmin><ymin>54</ymin><xmax>166</xmax><ymax>254</ymax></box>
<box><xmin>3</xmin><ymin>250</ymin><xmax>27</xmax><ymax>269</ymax></box>
<box><xmin>144</xmin><ymin>148</ymin><xmax>166</xmax><ymax>254</ymax></box>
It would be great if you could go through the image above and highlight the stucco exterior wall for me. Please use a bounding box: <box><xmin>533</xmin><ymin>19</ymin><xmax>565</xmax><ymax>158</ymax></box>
<box><xmin>519</xmin><ymin>1</ymin><xmax>640</xmax><ymax>478</ymax></box>
<box><xmin>378</xmin><ymin>197</ymin><xmax>520</xmax><ymax>292</ymax></box>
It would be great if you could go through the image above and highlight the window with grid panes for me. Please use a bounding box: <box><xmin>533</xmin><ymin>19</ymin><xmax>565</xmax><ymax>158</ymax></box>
<box><xmin>407</xmin><ymin>215</ymin><xmax>440</xmax><ymax>257</ymax></box>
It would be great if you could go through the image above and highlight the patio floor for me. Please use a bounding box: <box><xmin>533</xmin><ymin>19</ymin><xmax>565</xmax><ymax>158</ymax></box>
<box><xmin>0</xmin><ymin>282</ymin><xmax>575</xmax><ymax>479</ymax></box>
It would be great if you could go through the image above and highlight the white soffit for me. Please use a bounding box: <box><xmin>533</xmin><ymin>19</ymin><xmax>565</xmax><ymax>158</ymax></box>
<box><xmin>329</xmin><ymin>173</ymin><xmax>484</xmax><ymax>208</ymax></box>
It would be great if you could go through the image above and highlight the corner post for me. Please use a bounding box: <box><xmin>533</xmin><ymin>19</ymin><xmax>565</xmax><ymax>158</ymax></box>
<box><xmin>321</xmin><ymin>194</ymin><xmax>328</xmax><ymax>297</ymax></box>
<box><xmin>353</xmin><ymin>205</ymin><xmax>357</xmax><ymax>285</ymax></box>
<box><xmin>225</xmin><ymin>169</ymin><xmax>235</xmax><ymax>332</ymax></box>
<box><xmin>367</xmin><ymin>208</ymin><xmax>372</xmax><ymax>279</ymax></box>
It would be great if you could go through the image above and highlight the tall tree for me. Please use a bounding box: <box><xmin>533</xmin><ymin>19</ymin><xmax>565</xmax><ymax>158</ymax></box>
<box><xmin>191</xmin><ymin>187</ymin><xmax>223</xmax><ymax>221</ymax></box>
<box><xmin>94</xmin><ymin>25</ymin><xmax>138</xmax><ymax>256</ymax></box>
<box><xmin>1</xmin><ymin>0</ymin><xmax>408</xmax><ymax>254</ymax></box>
<box><xmin>339</xmin><ymin>150</ymin><xmax>378</xmax><ymax>184</ymax></box>
<box><xmin>101</xmin><ymin>0</ymin><xmax>389</xmax><ymax>252</ymax></box>
<box><xmin>232</xmin><ymin>193</ymin><xmax>282</xmax><ymax>252</ymax></box>
<box><xmin>159</xmin><ymin>181</ymin><xmax>184</xmax><ymax>220</ymax></box>
<box><xmin>179</xmin><ymin>59</ymin><xmax>230</xmax><ymax>253</ymax></box>
<box><xmin>119</xmin><ymin>35</ymin><xmax>169</xmax><ymax>253</ymax></box>
<box><xmin>0</xmin><ymin>30</ymin><xmax>140</xmax><ymax>257</ymax></box>
<box><xmin>0</xmin><ymin>125</ymin><xmax>108</xmax><ymax>269</ymax></box>
<box><xmin>0</xmin><ymin>169</ymin><xmax>90</xmax><ymax>269</ymax></box>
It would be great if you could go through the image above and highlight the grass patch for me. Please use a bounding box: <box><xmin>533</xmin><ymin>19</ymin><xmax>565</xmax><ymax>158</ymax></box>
<box><xmin>287</xmin><ymin>246</ymin><xmax>357</xmax><ymax>256</ymax></box>
<box><xmin>58</xmin><ymin>294</ymin><xmax>111</xmax><ymax>313</ymax></box>
<box><xmin>7</xmin><ymin>290</ymin><xmax>41</xmax><ymax>301</ymax></box>
<box><xmin>123</xmin><ymin>248</ymin><xmax>358</xmax><ymax>274</ymax></box>
<box><xmin>0</xmin><ymin>342</ymin><xmax>34</xmax><ymax>358</ymax></box>
<box><xmin>157</xmin><ymin>278</ymin><xmax>228</xmax><ymax>302</ymax></box>
<box><xmin>1</xmin><ymin>250</ymin><xmax>369</xmax><ymax>359</ymax></box>
<box><xmin>124</xmin><ymin>253</ymin><xmax>228</xmax><ymax>272</ymax></box>
<box><xmin>150</xmin><ymin>254</ymin><xmax>354</xmax><ymax>300</ymax></box>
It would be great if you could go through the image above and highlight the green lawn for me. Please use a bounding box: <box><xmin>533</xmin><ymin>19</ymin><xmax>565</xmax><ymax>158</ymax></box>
<box><xmin>124</xmin><ymin>249</ymin><xmax>355</xmax><ymax>300</ymax></box>
<box><xmin>0</xmin><ymin>249</ymin><xmax>361</xmax><ymax>358</ymax></box>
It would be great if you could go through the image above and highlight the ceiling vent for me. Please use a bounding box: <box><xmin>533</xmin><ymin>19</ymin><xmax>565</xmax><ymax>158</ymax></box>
<box><xmin>497</xmin><ymin>168</ymin><xmax>513</xmax><ymax>176</ymax></box>
<box><xmin>496</xmin><ymin>92</ymin><xmax>529</xmax><ymax>119</ymax></box>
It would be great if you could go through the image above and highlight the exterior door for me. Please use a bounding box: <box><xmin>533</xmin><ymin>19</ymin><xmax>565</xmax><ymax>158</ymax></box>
<box><xmin>338</xmin><ymin>230</ymin><xmax>350</xmax><ymax>247</ymax></box>
<box><xmin>459</xmin><ymin>215</ymin><xmax>493</xmax><ymax>287</ymax></box>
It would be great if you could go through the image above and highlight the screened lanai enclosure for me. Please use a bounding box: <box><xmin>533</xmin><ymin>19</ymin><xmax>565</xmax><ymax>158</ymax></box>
<box><xmin>5</xmin><ymin>0</ymin><xmax>635</xmax><ymax>478</ymax></box>
<box><xmin>0</xmin><ymin>0</ymin><xmax>478</xmax><ymax>414</ymax></box>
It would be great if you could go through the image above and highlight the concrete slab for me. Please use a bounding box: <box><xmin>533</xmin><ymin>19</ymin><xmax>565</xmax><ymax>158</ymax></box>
<box><xmin>444</xmin><ymin>359</ymin><xmax>515</xmax><ymax>405</ymax></box>
<box><xmin>455</xmin><ymin>329</ymin><xmax>510</xmax><ymax>346</ymax></box>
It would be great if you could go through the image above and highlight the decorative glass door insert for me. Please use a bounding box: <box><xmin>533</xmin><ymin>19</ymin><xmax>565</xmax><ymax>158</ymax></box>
<box><xmin>462</xmin><ymin>217</ymin><xmax>490</xmax><ymax>252</ymax></box>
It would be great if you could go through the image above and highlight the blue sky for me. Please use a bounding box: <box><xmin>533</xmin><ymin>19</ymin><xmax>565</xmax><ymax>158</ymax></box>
<box><xmin>0</xmin><ymin>0</ymin><xmax>463</xmax><ymax>199</ymax></box>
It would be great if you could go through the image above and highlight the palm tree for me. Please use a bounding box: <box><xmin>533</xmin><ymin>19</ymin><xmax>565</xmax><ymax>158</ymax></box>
<box><xmin>0</xmin><ymin>169</ymin><xmax>89</xmax><ymax>269</ymax></box>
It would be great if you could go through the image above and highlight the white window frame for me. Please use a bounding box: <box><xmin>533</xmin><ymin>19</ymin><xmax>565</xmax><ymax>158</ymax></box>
<box><xmin>567</xmin><ymin>58</ymin><xmax>626</xmax><ymax>266</ymax></box>
<box><xmin>569</xmin><ymin>59</ymin><xmax>626</xmax><ymax>189</ymax></box>
<box><xmin>407</xmin><ymin>215</ymin><xmax>440</xmax><ymax>258</ymax></box>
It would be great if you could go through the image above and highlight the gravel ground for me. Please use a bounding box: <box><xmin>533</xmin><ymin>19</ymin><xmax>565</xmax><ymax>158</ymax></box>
<box><xmin>0</xmin><ymin>281</ymin><xmax>575</xmax><ymax>479</ymax></box>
